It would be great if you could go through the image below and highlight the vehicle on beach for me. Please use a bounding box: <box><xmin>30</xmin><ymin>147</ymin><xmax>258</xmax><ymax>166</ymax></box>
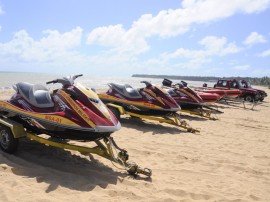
<box><xmin>240</xmin><ymin>80</ymin><xmax>267</xmax><ymax>101</ymax></box>
<box><xmin>214</xmin><ymin>79</ymin><xmax>266</xmax><ymax>102</ymax></box>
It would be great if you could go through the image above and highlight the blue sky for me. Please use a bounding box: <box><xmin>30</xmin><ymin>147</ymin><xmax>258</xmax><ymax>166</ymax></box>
<box><xmin>0</xmin><ymin>0</ymin><xmax>270</xmax><ymax>77</ymax></box>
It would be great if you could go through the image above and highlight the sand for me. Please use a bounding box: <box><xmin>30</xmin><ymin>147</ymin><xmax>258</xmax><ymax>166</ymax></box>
<box><xmin>0</xmin><ymin>87</ymin><xmax>270</xmax><ymax>202</ymax></box>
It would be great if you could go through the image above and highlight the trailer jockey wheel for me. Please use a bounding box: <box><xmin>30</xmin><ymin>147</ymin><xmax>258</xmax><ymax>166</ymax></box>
<box><xmin>0</xmin><ymin>125</ymin><xmax>19</xmax><ymax>154</ymax></box>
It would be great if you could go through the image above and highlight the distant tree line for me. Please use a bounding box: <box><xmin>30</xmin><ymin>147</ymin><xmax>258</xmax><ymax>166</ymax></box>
<box><xmin>248</xmin><ymin>76</ymin><xmax>270</xmax><ymax>86</ymax></box>
<box><xmin>132</xmin><ymin>74</ymin><xmax>270</xmax><ymax>86</ymax></box>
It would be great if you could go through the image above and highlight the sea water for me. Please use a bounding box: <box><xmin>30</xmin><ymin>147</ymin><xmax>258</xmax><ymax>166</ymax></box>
<box><xmin>0</xmin><ymin>72</ymin><xmax>215</xmax><ymax>90</ymax></box>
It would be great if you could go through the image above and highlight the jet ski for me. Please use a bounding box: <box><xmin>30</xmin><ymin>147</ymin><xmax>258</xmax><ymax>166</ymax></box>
<box><xmin>196</xmin><ymin>92</ymin><xmax>222</xmax><ymax>103</ymax></box>
<box><xmin>161</xmin><ymin>79</ymin><xmax>206</xmax><ymax>109</ymax></box>
<box><xmin>0</xmin><ymin>74</ymin><xmax>120</xmax><ymax>141</ymax></box>
<box><xmin>98</xmin><ymin>81</ymin><xmax>181</xmax><ymax>116</ymax></box>
<box><xmin>0</xmin><ymin>75</ymin><xmax>152</xmax><ymax>176</ymax></box>
<box><xmin>98</xmin><ymin>81</ymin><xmax>199</xmax><ymax>133</ymax></box>
<box><xmin>161</xmin><ymin>79</ymin><xmax>222</xmax><ymax>119</ymax></box>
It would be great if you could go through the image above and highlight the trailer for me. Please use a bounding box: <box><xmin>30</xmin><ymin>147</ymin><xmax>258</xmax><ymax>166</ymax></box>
<box><xmin>106</xmin><ymin>103</ymin><xmax>200</xmax><ymax>133</ymax></box>
<box><xmin>0</xmin><ymin>116</ymin><xmax>152</xmax><ymax>177</ymax></box>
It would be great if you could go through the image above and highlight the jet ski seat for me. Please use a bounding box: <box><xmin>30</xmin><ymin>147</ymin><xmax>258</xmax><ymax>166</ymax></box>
<box><xmin>15</xmin><ymin>82</ymin><xmax>54</xmax><ymax>108</ymax></box>
<box><xmin>108</xmin><ymin>83</ymin><xmax>142</xmax><ymax>99</ymax></box>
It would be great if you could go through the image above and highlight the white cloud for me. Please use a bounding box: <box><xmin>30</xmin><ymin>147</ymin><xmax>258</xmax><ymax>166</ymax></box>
<box><xmin>87</xmin><ymin>0</ymin><xmax>270</xmax><ymax>56</ymax></box>
<box><xmin>87</xmin><ymin>24</ymin><xmax>149</xmax><ymax>55</ymax></box>
<box><xmin>0</xmin><ymin>5</ymin><xmax>4</xmax><ymax>15</ymax></box>
<box><xmin>243</xmin><ymin>32</ymin><xmax>267</xmax><ymax>45</ymax></box>
<box><xmin>258</xmin><ymin>49</ymin><xmax>270</xmax><ymax>57</ymax></box>
<box><xmin>162</xmin><ymin>36</ymin><xmax>240</xmax><ymax>59</ymax></box>
<box><xmin>156</xmin><ymin>36</ymin><xmax>241</xmax><ymax>71</ymax></box>
<box><xmin>232</xmin><ymin>65</ymin><xmax>250</xmax><ymax>70</ymax></box>
<box><xmin>199</xmin><ymin>36</ymin><xmax>240</xmax><ymax>56</ymax></box>
<box><xmin>87</xmin><ymin>24</ymin><xmax>125</xmax><ymax>47</ymax></box>
<box><xmin>0</xmin><ymin>27</ymin><xmax>83</xmax><ymax>62</ymax></box>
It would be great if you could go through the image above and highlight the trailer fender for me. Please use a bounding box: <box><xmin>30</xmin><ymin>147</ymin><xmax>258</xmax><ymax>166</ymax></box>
<box><xmin>0</xmin><ymin>117</ymin><xmax>26</xmax><ymax>138</ymax></box>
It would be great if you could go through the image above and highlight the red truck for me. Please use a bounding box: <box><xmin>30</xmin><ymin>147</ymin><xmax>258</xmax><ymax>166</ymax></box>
<box><xmin>214</xmin><ymin>79</ymin><xmax>267</xmax><ymax>102</ymax></box>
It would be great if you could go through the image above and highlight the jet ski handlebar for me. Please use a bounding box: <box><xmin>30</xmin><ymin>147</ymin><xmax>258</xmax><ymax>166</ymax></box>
<box><xmin>46</xmin><ymin>74</ymin><xmax>83</xmax><ymax>86</ymax></box>
<box><xmin>46</xmin><ymin>79</ymin><xmax>58</xmax><ymax>84</ymax></box>
<box><xmin>140</xmin><ymin>81</ymin><xmax>152</xmax><ymax>87</ymax></box>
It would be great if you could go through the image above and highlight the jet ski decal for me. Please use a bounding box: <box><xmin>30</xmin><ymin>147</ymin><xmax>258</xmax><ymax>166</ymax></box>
<box><xmin>98</xmin><ymin>94</ymin><xmax>163</xmax><ymax>109</ymax></box>
<box><xmin>0</xmin><ymin>100</ymin><xmax>79</xmax><ymax>127</ymax></box>
<box><xmin>58</xmin><ymin>90</ymin><xmax>96</xmax><ymax>128</ymax></box>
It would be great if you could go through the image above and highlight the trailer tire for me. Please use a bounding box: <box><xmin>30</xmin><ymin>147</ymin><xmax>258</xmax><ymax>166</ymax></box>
<box><xmin>245</xmin><ymin>95</ymin><xmax>254</xmax><ymax>102</ymax></box>
<box><xmin>108</xmin><ymin>106</ymin><xmax>121</xmax><ymax>120</ymax></box>
<box><xmin>0</xmin><ymin>126</ymin><xmax>19</xmax><ymax>154</ymax></box>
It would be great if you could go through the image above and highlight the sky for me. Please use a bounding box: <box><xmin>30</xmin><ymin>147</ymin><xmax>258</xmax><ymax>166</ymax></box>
<box><xmin>0</xmin><ymin>0</ymin><xmax>270</xmax><ymax>77</ymax></box>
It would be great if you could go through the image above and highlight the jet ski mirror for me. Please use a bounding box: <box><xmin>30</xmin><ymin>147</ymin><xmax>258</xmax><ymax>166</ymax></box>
<box><xmin>181</xmin><ymin>81</ymin><xmax>188</xmax><ymax>87</ymax></box>
<box><xmin>176</xmin><ymin>83</ymin><xmax>184</xmax><ymax>88</ymax></box>
<box><xmin>140</xmin><ymin>81</ymin><xmax>152</xmax><ymax>87</ymax></box>
<box><xmin>162</xmin><ymin>78</ymin><xmax>172</xmax><ymax>87</ymax></box>
<box><xmin>91</xmin><ymin>88</ymin><xmax>96</xmax><ymax>92</ymax></box>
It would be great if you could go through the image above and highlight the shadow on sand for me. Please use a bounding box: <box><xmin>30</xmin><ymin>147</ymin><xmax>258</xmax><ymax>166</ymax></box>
<box><xmin>0</xmin><ymin>138</ymin><xmax>151</xmax><ymax>193</ymax></box>
<box><xmin>120</xmin><ymin>117</ymin><xmax>190</xmax><ymax>135</ymax></box>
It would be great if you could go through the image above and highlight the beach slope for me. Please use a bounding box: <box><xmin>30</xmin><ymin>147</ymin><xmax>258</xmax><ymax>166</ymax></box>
<box><xmin>0</xmin><ymin>87</ymin><xmax>270</xmax><ymax>202</ymax></box>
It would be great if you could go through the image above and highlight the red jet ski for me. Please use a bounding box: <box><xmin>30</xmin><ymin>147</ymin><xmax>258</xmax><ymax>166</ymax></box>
<box><xmin>0</xmin><ymin>75</ymin><xmax>152</xmax><ymax>176</ymax></box>
<box><xmin>161</xmin><ymin>79</ymin><xmax>223</xmax><ymax>118</ymax></box>
<box><xmin>197</xmin><ymin>92</ymin><xmax>222</xmax><ymax>103</ymax></box>
<box><xmin>0</xmin><ymin>74</ymin><xmax>120</xmax><ymax>141</ymax></box>
<box><xmin>99</xmin><ymin>81</ymin><xmax>181</xmax><ymax>116</ymax></box>
<box><xmin>99</xmin><ymin>81</ymin><xmax>200</xmax><ymax>133</ymax></box>
<box><xmin>162</xmin><ymin>79</ymin><xmax>206</xmax><ymax>109</ymax></box>
<box><xmin>194</xmin><ymin>86</ymin><xmax>240</xmax><ymax>99</ymax></box>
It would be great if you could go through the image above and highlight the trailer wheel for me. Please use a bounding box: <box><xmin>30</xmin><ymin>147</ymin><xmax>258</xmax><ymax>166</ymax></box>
<box><xmin>245</xmin><ymin>95</ymin><xmax>254</xmax><ymax>102</ymax></box>
<box><xmin>0</xmin><ymin>126</ymin><xmax>19</xmax><ymax>154</ymax></box>
<box><xmin>108</xmin><ymin>106</ymin><xmax>121</xmax><ymax>120</ymax></box>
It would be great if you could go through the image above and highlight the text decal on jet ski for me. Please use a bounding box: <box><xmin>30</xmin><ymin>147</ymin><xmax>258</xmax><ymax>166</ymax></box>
<box><xmin>45</xmin><ymin>115</ymin><xmax>62</xmax><ymax>123</ymax></box>
<box><xmin>58</xmin><ymin>90</ymin><xmax>96</xmax><ymax>128</ymax></box>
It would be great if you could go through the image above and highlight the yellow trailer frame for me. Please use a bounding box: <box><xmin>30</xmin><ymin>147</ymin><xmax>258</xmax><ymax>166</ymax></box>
<box><xmin>107</xmin><ymin>104</ymin><xmax>200</xmax><ymax>133</ymax></box>
<box><xmin>180</xmin><ymin>109</ymin><xmax>218</xmax><ymax>120</ymax></box>
<box><xmin>0</xmin><ymin>117</ymin><xmax>151</xmax><ymax>177</ymax></box>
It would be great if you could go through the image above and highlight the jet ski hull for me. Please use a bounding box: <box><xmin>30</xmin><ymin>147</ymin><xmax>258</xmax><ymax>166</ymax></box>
<box><xmin>99</xmin><ymin>94</ymin><xmax>179</xmax><ymax>116</ymax></box>
<box><xmin>0</xmin><ymin>81</ymin><xmax>121</xmax><ymax>141</ymax></box>
<box><xmin>197</xmin><ymin>92</ymin><xmax>221</xmax><ymax>103</ymax></box>
<box><xmin>0</xmin><ymin>100</ymin><xmax>120</xmax><ymax>141</ymax></box>
<box><xmin>195</xmin><ymin>87</ymin><xmax>240</xmax><ymax>99</ymax></box>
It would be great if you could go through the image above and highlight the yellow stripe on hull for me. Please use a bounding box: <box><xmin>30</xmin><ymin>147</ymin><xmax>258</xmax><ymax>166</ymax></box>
<box><xmin>58</xmin><ymin>90</ymin><xmax>96</xmax><ymax>128</ymax></box>
<box><xmin>0</xmin><ymin>100</ymin><xmax>79</xmax><ymax>127</ymax></box>
<box><xmin>98</xmin><ymin>94</ymin><xmax>163</xmax><ymax>110</ymax></box>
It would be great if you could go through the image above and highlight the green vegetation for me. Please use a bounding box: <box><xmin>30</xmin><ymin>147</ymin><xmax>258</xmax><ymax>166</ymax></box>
<box><xmin>248</xmin><ymin>76</ymin><xmax>270</xmax><ymax>86</ymax></box>
<box><xmin>132</xmin><ymin>74</ymin><xmax>270</xmax><ymax>86</ymax></box>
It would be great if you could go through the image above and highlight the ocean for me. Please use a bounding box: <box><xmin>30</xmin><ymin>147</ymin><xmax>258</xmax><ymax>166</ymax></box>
<box><xmin>0</xmin><ymin>72</ymin><xmax>214</xmax><ymax>90</ymax></box>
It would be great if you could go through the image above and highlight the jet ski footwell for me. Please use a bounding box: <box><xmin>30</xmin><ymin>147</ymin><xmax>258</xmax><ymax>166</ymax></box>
<box><xmin>0</xmin><ymin>116</ymin><xmax>152</xmax><ymax>177</ymax></box>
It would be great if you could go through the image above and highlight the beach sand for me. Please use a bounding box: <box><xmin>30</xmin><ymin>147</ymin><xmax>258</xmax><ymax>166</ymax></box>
<box><xmin>0</xmin><ymin>87</ymin><xmax>270</xmax><ymax>202</ymax></box>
